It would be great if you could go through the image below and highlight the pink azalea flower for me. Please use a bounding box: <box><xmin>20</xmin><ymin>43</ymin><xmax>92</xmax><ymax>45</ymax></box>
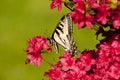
<box><xmin>107</xmin><ymin>62</ymin><xmax>120</xmax><ymax>79</ymax></box>
<box><xmin>60</xmin><ymin>52</ymin><xmax>75</xmax><ymax>71</ymax></box>
<box><xmin>70</xmin><ymin>0</ymin><xmax>93</xmax><ymax>29</ymax></box>
<box><xmin>113</xmin><ymin>19</ymin><xmax>120</xmax><ymax>29</ymax></box>
<box><xmin>94</xmin><ymin>5</ymin><xmax>110</xmax><ymax>25</ymax></box>
<box><xmin>111</xmin><ymin>6</ymin><xmax>120</xmax><ymax>29</ymax></box>
<box><xmin>45</xmin><ymin>34</ymin><xmax>120</xmax><ymax>79</ymax></box>
<box><xmin>73</xmin><ymin>0</ymin><xmax>85</xmax><ymax>14</ymax></box>
<box><xmin>25</xmin><ymin>0</ymin><xmax>120</xmax><ymax>79</ymax></box>
<box><xmin>50</xmin><ymin>0</ymin><xmax>63</xmax><ymax>11</ymax></box>
<box><xmin>26</xmin><ymin>36</ymin><xmax>52</xmax><ymax>67</ymax></box>
<box><xmin>77</xmin><ymin>51</ymin><xmax>96</xmax><ymax>71</ymax></box>
<box><xmin>45</xmin><ymin>67</ymin><xmax>62</xmax><ymax>80</ymax></box>
<box><xmin>71</xmin><ymin>12</ymin><xmax>93</xmax><ymax>29</ymax></box>
<box><xmin>87</xmin><ymin>0</ymin><xmax>100</xmax><ymax>8</ymax></box>
<box><xmin>95</xmin><ymin>34</ymin><xmax>120</xmax><ymax>79</ymax></box>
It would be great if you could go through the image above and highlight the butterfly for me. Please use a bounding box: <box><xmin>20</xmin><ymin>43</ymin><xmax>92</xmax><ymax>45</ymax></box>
<box><xmin>47</xmin><ymin>14</ymin><xmax>78</xmax><ymax>55</ymax></box>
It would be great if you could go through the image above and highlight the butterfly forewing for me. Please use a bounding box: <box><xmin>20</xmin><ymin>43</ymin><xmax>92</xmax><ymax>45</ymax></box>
<box><xmin>50</xmin><ymin>14</ymin><xmax>78</xmax><ymax>54</ymax></box>
<box><xmin>52</xmin><ymin>14</ymin><xmax>72</xmax><ymax>49</ymax></box>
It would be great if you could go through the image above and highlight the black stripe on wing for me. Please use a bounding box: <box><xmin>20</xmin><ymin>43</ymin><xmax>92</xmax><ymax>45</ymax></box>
<box><xmin>56</xmin><ymin>23</ymin><xmax>64</xmax><ymax>33</ymax></box>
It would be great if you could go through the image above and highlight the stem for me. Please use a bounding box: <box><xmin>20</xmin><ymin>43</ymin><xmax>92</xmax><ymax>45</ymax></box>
<box><xmin>42</xmin><ymin>57</ymin><xmax>53</xmax><ymax>66</ymax></box>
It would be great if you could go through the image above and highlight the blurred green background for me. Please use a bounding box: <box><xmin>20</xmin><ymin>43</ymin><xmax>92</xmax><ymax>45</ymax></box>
<box><xmin>0</xmin><ymin>0</ymin><xmax>99</xmax><ymax>80</ymax></box>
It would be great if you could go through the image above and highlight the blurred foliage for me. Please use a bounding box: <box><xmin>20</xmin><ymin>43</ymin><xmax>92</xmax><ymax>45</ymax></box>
<box><xmin>0</xmin><ymin>0</ymin><xmax>99</xmax><ymax>80</ymax></box>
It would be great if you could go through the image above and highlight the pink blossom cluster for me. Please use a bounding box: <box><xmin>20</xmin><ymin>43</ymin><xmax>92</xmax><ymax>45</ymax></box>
<box><xmin>111</xmin><ymin>6</ymin><xmax>120</xmax><ymax>29</ymax></box>
<box><xmin>26</xmin><ymin>36</ymin><xmax>52</xmax><ymax>66</ymax></box>
<box><xmin>50</xmin><ymin>0</ymin><xmax>120</xmax><ymax>29</ymax></box>
<box><xmin>45</xmin><ymin>34</ymin><xmax>120</xmax><ymax>80</ymax></box>
<box><xmin>25</xmin><ymin>0</ymin><xmax>120</xmax><ymax>79</ymax></box>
